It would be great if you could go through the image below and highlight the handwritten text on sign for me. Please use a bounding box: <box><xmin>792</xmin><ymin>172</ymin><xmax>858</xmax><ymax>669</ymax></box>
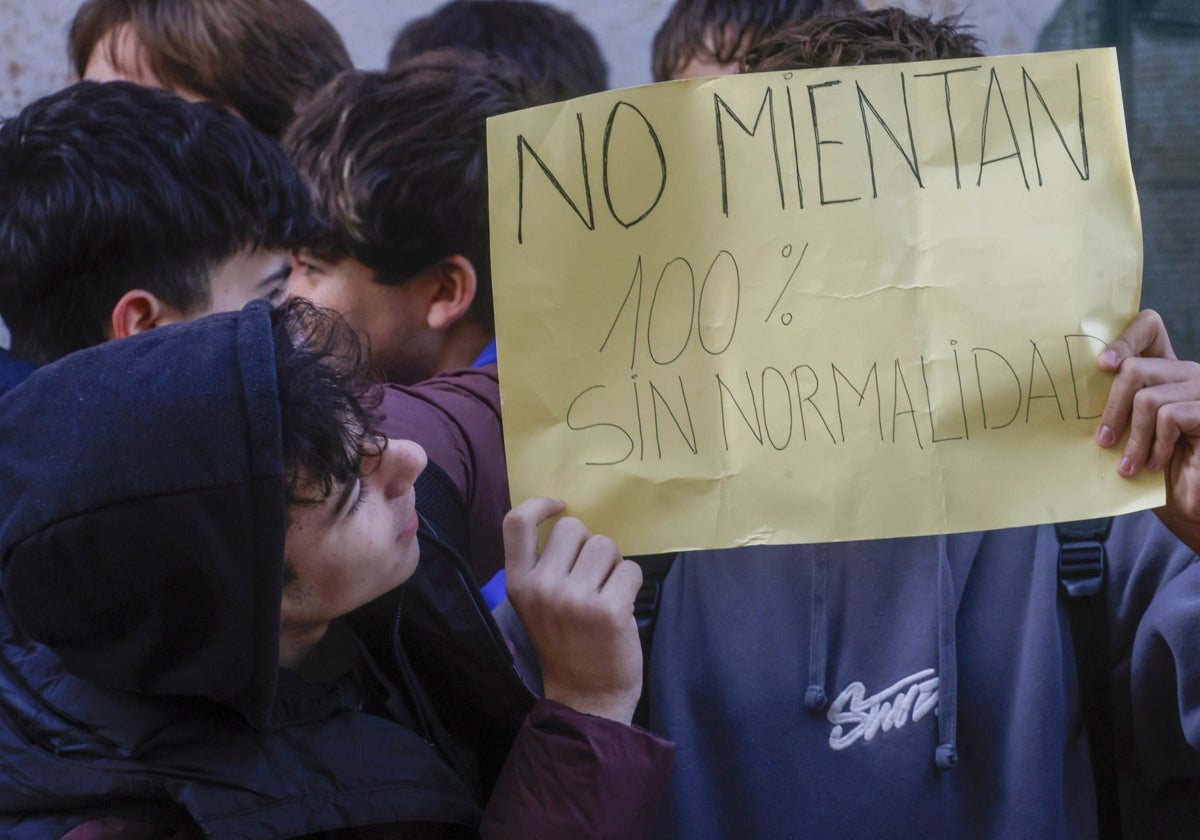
<box><xmin>487</xmin><ymin>49</ymin><xmax>1161</xmax><ymax>555</ymax></box>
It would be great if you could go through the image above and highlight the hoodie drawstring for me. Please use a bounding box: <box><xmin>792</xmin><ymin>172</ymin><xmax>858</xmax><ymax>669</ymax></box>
<box><xmin>804</xmin><ymin>547</ymin><xmax>830</xmax><ymax>712</ymax></box>
<box><xmin>935</xmin><ymin>536</ymin><xmax>959</xmax><ymax>770</ymax></box>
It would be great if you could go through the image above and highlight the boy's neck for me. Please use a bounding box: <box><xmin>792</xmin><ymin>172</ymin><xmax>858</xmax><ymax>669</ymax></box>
<box><xmin>434</xmin><ymin>318</ymin><xmax>493</xmax><ymax>374</ymax></box>
<box><xmin>278</xmin><ymin>619</ymin><xmax>331</xmax><ymax>669</ymax></box>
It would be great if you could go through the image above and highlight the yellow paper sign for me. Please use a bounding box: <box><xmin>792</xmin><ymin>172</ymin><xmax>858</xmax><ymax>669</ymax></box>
<box><xmin>487</xmin><ymin>48</ymin><xmax>1162</xmax><ymax>555</ymax></box>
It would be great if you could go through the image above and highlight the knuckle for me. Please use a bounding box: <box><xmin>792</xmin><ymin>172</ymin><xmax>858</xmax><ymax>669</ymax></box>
<box><xmin>502</xmin><ymin>508</ymin><xmax>531</xmax><ymax>534</ymax></box>
<box><xmin>1159</xmin><ymin>402</ymin><xmax>1181</xmax><ymax>426</ymax></box>
<box><xmin>556</xmin><ymin>516</ymin><xmax>590</xmax><ymax>541</ymax></box>
<box><xmin>584</xmin><ymin>534</ymin><xmax>620</xmax><ymax>559</ymax></box>
<box><xmin>618</xmin><ymin>558</ymin><xmax>644</xmax><ymax>587</ymax></box>
<box><xmin>1130</xmin><ymin>387</ymin><xmax>1158</xmax><ymax>415</ymax></box>
<box><xmin>1120</xmin><ymin>356</ymin><xmax>1149</xmax><ymax>379</ymax></box>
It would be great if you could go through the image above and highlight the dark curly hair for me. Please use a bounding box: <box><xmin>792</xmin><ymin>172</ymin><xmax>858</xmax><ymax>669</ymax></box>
<box><xmin>272</xmin><ymin>297</ymin><xmax>386</xmax><ymax>510</ymax></box>
<box><xmin>652</xmin><ymin>0</ymin><xmax>861</xmax><ymax>82</ymax></box>
<box><xmin>741</xmin><ymin>8</ymin><xmax>983</xmax><ymax>74</ymax></box>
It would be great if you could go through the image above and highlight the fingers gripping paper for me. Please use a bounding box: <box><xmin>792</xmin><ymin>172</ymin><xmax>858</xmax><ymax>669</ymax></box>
<box><xmin>487</xmin><ymin>49</ymin><xmax>1161</xmax><ymax>555</ymax></box>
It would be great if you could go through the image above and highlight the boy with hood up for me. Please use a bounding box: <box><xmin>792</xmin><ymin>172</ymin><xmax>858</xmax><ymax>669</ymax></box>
<box><xmin>0</xmin><ymin>297</ymin><xmax>673</xmax><ymax>838</ymax></box>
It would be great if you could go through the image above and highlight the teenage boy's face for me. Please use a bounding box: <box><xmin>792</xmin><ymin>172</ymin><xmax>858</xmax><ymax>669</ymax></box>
<box><xmin>281</xmin><ymin>438</ymin><xmax>427</xmax><ymax>629</ymax></box>
<box><xmin>289</xmin><ymin>252</ymin><xmax>434</xmax><ymax>383</ymax></box>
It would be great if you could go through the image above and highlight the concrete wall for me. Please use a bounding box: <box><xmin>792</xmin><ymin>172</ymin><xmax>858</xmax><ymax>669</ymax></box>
<box><xmin>0</xmin><ymin>0</ymin><xmax>1064</xmax><ymax>117</ymax></box>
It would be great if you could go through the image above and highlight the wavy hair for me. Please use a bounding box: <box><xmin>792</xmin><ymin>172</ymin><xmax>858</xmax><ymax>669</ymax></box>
<box><xmin>741</xmin><ymin>8</ymin><xmax>983</xmax><ymax>73</ymax></box>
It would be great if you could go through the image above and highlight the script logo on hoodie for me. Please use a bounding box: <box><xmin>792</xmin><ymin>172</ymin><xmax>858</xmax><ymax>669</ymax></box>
<box><xmin>827</xmin><ymin>669</ymin><xmax>939</xmax><ymax>751</ymax></box>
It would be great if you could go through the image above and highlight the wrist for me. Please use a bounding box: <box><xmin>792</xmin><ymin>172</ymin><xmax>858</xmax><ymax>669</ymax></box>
<box><xmin>542</xmin><ymin>682</ymin><xmax>640</xmax><ymax>725</ymax></box>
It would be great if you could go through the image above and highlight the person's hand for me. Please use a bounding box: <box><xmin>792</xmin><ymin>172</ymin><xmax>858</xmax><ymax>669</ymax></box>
<box><xmin>503</xmin><ymin>496</ymin><xmax>643</xmax><ymax>725</ymax></box>
<box><xmin>1096</xmin><ymin>309</ymin><xmax>1200</xmax><ymax>551</ymax></box>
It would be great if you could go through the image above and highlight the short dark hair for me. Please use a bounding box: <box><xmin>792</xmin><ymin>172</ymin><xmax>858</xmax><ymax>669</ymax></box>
<box><xmin>741</xmin><ymin>8</ymin><xmax>983</xmax><ymax>73</ymax></box>
<box><xmin>285</xmin><ymin>50</ymin><xmax>541</xmax><ymax>331</ymax></box>
<box><xmin>273</xmin><ymin>297</ymin><xmax>385</xmax><ymax>510</ymax></box>
<box><xmin>0</xmin><ymin>81</ymin><xmax>320</xmax><ymax>366</ymax></box>
<box><xmin>68</xmin><ymin>0</ymin><xmax>352</xmax><ymax>138</ymax></box>
<box><xmin>652</xmin><ymin>0</ymin><xmax>861</xmax><ymax>82</ymax></box>
<box><xmin>387</xmin><ymin>0</ymin><xmax>607</xmax><ymax>101</ymax></box>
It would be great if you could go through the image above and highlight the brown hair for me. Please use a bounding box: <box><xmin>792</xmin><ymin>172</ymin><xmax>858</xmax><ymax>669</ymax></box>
<box><xmin>284</xmin><ymin>49</ymin><xmax>542</xmax><ymax>331</ymax></box>
<box><xmin>69</xmin><ymin>0</ymin><xmax>352</xmax><ymax>138</ymax></box>
<box><xmin>741</xmin><ymin>7</ymin><xmax>983</xmax><ymax>74</ymax></box>
<box><xmin>651</xmin><ymin>0</ymin><xmax>861</xmax><ymax>82</ymax></box>
<box><xmin>388</xmin><ymin>0</ymin><xmax>607</xmax><ymax>102</ymax></box>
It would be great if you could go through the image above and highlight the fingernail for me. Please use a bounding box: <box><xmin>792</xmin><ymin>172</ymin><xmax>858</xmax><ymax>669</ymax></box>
<box><xmin>1096</xmin><ymin>425</ymin><xmax>1116</xmax><ymax>446</ymax></box>
<box><xmin>1100</xmin><ymin>350</ymin><xmax>1119</xmax><ymax>367</ymax></box>
<box><xmin>1118</xmin><ymin>455</ymin><xmax>1134</xmax><ymax>476</ymax></box>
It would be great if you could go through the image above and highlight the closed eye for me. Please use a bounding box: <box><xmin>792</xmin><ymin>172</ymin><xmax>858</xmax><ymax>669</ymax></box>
<box><xmin>257</xmin><ymin>263</ymin><xmax>292</xmax><ymax>304</ymax></box>
<box><xmin>350</xmin><ymin>479</ymin><xmax>368</xmax><ymax>513</ymax></box>
<box><xmin>294</xmin><ymin>256</ymin><xmax>324</xmax><ymax>277</ymax></box>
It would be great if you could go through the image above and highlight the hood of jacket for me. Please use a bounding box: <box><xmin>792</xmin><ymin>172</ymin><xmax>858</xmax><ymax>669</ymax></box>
<box><xmin>0</xmin><ymin>301</ymin><xmax>286</xmax><ymax>728</ymax></box>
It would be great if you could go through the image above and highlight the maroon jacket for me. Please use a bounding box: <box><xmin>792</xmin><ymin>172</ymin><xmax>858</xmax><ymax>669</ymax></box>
<box><xmin>61</xmin><ymin>700</ymin><xmax>673</xmax><ymax>840</ymax></box>
<box><xmin>377</xmin><ymin>363</ymin><xmax>510</xmax><ymax>583</ymax></box>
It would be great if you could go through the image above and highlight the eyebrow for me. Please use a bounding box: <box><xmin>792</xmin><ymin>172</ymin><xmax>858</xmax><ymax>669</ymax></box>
<box><xmin>256</xmin><ymin>262</ymin><xmax>292</xmax><ymax>292</ymax></box>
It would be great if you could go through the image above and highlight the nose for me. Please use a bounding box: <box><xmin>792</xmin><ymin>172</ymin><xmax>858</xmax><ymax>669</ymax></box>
<box><xmin>380</xmin><ymin>438</ymin><xmax>427</xmax><ymax>498</ymax></box>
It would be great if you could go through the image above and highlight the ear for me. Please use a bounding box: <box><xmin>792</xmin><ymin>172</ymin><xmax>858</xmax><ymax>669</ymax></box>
<box><xmin>424</xmin><ymin>255</ymin><xmax>478</xmax><ymax>331</ymax></box>
<box><xmin>108</xmin><ymin>289</ymin><xmax>187</xmax><ymax>339</ymax></box>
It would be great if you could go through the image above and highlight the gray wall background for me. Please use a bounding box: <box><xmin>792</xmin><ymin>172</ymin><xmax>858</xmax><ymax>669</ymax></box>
<box><xmin>0</xmin><ymin>0</ymin><xmax>1067</xmax><ymax>114</ymax></box>
<box><xmin>2</xmin><ymin>0</ymin><xmax>1197</xmax><ymax>358</ymax></box>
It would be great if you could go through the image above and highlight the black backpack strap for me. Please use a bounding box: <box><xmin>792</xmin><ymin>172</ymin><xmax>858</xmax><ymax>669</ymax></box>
<box><xmin>630</xmin><ymin>552</ymin><xmax>677</xmax><ymax>729</ymax></box>
<box><xmin>1056</xmin><ymin>517</ymin><xmax>1122</xmax><ymax>840</ymax></box>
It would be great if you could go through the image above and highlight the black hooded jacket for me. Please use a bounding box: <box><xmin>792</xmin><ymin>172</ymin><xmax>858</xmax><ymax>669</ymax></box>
<box><xmin>0</xmin><ymin>304</ymin><xmax>492</xmax><ymax>837</ymax></box>
<box><xmin>0</xmin><ymin>302</ymin><xmax>673</xmax><ymax>839</ymax></box>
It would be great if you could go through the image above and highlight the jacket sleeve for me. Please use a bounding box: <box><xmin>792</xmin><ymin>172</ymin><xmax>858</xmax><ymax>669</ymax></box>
<box><xmin>479</xmin><ymin>699</ymin><xmax>675</xmax><ymax>840</ymax></box>
<box><xmin>1108</xmin><ymin>512</ymin><xmax>1200</xmax><ymax>787</ymax></box>
<box><xmin>1127</xmin><ymin>558</ymin><xmax>1200</xmax><ymax>784</ymax></box>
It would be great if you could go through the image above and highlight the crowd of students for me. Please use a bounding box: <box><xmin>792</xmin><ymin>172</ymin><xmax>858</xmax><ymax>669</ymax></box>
<box><xmin>0</xmin><ymin>1</ymin><xmax>1198</xmax><ymax>838</ymax></box>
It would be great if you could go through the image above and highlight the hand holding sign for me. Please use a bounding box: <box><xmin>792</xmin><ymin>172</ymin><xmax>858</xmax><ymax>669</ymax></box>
<box><xmin>1096</xmin><ymin>309</ymin><xmax>1200</xmax><ymax>553</ymax></box>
